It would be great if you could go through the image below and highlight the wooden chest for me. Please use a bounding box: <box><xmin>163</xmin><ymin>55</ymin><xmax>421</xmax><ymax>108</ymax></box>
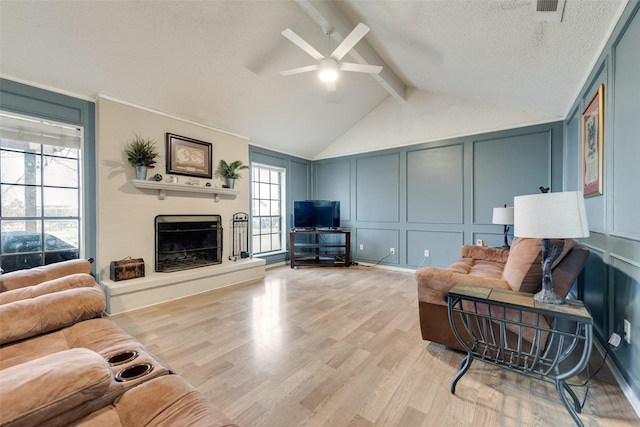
<box><xmin>109</xmin><ymin>258</ymin><xmax>145</xmax><ymax>281</ymax></box>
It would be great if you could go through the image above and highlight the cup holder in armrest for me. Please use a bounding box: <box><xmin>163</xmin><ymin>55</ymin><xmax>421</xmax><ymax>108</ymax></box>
<box><xmin>106</xmin><ymin>350</ymin><xmax>139</xmax><ymax>366</ymax></box>
<box><xmin>114</xmin><ymin>363</ymin><xmax>154</xmax><ymax>382</ymax></box>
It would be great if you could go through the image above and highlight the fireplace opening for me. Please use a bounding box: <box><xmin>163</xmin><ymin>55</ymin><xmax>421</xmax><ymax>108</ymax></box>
<box><xmin>155</xmin><ymin>215</ymin><xmax>222</xmax><ymax>273</ymax></box>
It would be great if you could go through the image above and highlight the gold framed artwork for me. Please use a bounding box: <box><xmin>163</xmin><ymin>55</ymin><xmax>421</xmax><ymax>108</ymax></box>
<box><xmin>166</xmin><ymin>133</ymin><xmax>212</xmax><ymax>179</ymax></box>
<box><xmin>581</xmin><ymin>84</ymin><xmax>604</xmax><ymax>197</ymax></box>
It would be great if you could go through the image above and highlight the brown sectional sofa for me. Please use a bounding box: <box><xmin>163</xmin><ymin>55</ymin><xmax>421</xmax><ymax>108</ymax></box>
<box><xmin>73</xmin><ymin>375</ymin><xmax>236</xmax><ymax>427</ymax></box>
<box><xmin>416</xmin><ymin>237</ymin><xmax>589</xmax><ymax>351</ymax></box>
<box><xmin>0</xmin><ymin>260</ymin><xmax>237</xmax><ymax>427</ymax></box>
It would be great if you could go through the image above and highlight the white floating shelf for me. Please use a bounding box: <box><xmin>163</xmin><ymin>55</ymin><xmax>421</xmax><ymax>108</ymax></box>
<box><xmin>130</xmin><ymin>179</ymin><xmax>239</xmax><ymax>201</ymax></box>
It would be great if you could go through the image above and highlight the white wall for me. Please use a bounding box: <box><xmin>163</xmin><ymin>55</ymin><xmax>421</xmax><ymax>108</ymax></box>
<box><xmin>96</xmin><ymin>97</ymin><xmax>250</xmax><ymax>281</ymax></box>
<box><xmin>315</xmin><ymin>89</ymin><xmax>560</xmax><ymax>159</ymax></box>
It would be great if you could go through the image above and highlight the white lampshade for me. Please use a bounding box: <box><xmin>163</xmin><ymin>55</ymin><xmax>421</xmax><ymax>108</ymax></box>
<box><xmin>514</xmin><ymin>191</ymin><xmax>589</xmax><ymax>238</ymax></box>
<box><xmin>492</xmin><ymin>207</ymin><xmax>514</xmax><ymax>225</ymax></box>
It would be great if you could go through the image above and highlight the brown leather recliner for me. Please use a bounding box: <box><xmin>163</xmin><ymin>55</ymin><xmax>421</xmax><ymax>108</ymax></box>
<box><xmin>415</xmin><ymin>238</ymin><xmax>589</xmax><ymax>351</ymax></box>
<box><xmin>0</xmin><ymin>260</ymin><xmax>238</xmax><ymax>427</ymax></box>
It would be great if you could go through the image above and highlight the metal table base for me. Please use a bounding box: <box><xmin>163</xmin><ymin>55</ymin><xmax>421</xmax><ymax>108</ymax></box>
<box><xmin>447</xmin><ymin>285</ymin><xmax>593</xmax><ymax>427</ymax></box>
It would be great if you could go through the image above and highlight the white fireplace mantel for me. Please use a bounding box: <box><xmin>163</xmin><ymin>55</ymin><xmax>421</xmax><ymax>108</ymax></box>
<box><xmin>130</xmin><ymin>179</ymin><xmax>239</xmax><ymax>201</ymax></box>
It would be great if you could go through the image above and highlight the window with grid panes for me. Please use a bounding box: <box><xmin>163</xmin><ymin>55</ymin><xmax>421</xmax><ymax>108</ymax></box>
<box><xmin>0</xmin><ymin>112</ymin><xmax>82</xmax><ymax>273</ymax></box>
<box><xmin>251</xmin><ymin>164</ymin><xmax>285</xmax><ymax>254</ymax></box>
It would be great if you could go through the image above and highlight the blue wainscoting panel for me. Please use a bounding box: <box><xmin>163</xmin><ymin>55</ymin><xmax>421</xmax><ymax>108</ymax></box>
<box><xmin>406</xmin><ymin>144</ymin><xmax>463</xmax><ymax>224</ymax></box>
<box><xmin>582</xmin><ymin>245</ymin><xmax>608</xmax><ymax>340</ymax></box>
<box><xmin>611</xmin><ymin>254</ymin><xmax>640</xmax><ymax>398</ymax></box>
<box><xmin>472</xmin><ymin>131</ymin><xmax>551</xmax><ymax>224</ymax></box>
<box><xmin>612</xmin><ymin>10</ymin><xmax>640</xmax><ymax>240</ymax></box>
<box><xmin>356</xmin><ymin>154</ymin><xmax>400</xmax><ymax>223</ymax></box>
<box><xmin>314</xmin><ymin>159</ymin><xmax>351</xmax><ymax>223</ymax></box>
<box><xmin>472</xmin><ymin>232</ymin><xmax>506</xmax><ymax>249</ymax></box>
<box><xmin>290</xmin><ymin>159</ymin><xmax>310</xmax><ymax>208</ymax></box>
<box><xmin>406</xmin><ymin>230</ymin><xmax>463</xmax><ymax>268</ymax></box>
<box><xmin>355</xmin><ymin>228</ymin><xmax>400</xmax><ymax>265</ymax></box>
<box><xmin>564</xmin><ymin>106</ymin><xmax>582</xmax><ymax>192</ymax></box>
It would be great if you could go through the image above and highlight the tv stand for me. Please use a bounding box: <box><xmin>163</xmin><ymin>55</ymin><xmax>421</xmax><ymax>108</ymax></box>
<box><xmin>289</xmin><ymin>229</ymin><xmax>351</xmax><ymax>268</ymax></box>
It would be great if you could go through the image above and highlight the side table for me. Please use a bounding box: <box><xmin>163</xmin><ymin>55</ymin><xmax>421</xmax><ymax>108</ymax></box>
<box><xmin>447</xmin><ymin>285</ymin><xmax>593</xmax><ymax>427</ymax></box>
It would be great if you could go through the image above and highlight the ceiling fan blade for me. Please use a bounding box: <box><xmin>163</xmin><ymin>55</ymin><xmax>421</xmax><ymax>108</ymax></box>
<box><xmin>279</xmin><ymin>65</ymin><xmax>319</xmax><ymax>76</ymax></box>
<box><xmin>281</xmin><ymin>28</ymin><xmax>325</xmax><ymax>61</ymax></box>
<box><xmin>340</xmin><ymin>62</ymin><xmax>383</xmax><ymax>74</ymax></box>
<box><xmin>330</xmin><ymin>23</ymin><xmax>370</xmax><ymax>61</ymax></box>
<box><xmin>325</xmin><ymin>80</ymin><xmax>336</xmax><ymax>92</ymax></box>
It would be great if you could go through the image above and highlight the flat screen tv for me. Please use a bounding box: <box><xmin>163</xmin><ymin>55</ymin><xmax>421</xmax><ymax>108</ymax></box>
<box><xmin>293</xmin><ymin>200</ymin><xmax>340</xmax><ymax>229</ymax></box>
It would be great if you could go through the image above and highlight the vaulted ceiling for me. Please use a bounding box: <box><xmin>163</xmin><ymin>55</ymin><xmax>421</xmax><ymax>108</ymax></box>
<box><xmin>0</xmin><ymin>0</ymin><xmax>626</xmax><ymax>159</ymax></box>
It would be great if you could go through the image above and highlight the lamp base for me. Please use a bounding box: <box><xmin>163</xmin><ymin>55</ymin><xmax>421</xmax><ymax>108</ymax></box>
<box><xmin>502</xmin><ymin>225</ymin><xmax>510</xmax><ymax>250</ymax></box>
<box><xmin>533</xmin><ymin>288</ymin><xmax>565</xmax><ymax>305</ymax></box>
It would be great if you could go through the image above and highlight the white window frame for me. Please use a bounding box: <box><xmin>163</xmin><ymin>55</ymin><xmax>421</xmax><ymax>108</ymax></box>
<box><xmin>251</xmin><ymin>162</ymin><xmax>286</xmax><ymax>255</ymax></box>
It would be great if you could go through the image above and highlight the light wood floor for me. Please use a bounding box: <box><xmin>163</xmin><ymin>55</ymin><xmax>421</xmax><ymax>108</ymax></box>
<box><xmin>111</xmin><ymin>265</ymin><xmax>639</xmax><ymax>426</ymax></box>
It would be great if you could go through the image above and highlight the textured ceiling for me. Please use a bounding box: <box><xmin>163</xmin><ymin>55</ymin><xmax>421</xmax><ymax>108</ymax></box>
<box><xmin>0</xmin><ymin>1</ymin><xmax>626</xmax><ymax>159</ymax></box>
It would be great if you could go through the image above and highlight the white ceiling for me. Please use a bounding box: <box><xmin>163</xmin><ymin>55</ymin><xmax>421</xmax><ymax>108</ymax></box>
<box><xmin>0</xmin><ymin>0</ymin><xmax>626</xmax><ymax>160</ymax></box>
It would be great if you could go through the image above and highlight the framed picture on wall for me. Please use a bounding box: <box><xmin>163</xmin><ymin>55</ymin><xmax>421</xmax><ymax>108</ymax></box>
<box><xmin>166</xmin><ymin>133</ymin><xmax>212</xmax><ymax>179</ymax></box>
<box><xmin>581</xmin><ymin>84</ymin><xmax>604</xmax><ymax>197</ymax></box>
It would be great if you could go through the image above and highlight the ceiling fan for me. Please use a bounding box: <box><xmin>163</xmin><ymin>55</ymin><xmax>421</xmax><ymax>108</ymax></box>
<box><xmin>279</xmin><ymin>23</ymin><xmax>383</xmax><ymax>91</ymax></box>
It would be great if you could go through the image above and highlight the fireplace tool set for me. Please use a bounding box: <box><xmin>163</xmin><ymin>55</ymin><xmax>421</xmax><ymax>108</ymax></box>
<box><xmin>229</xmin><ymin>212</ymin><xmax>250</xmax><ymax>261</ymax></box>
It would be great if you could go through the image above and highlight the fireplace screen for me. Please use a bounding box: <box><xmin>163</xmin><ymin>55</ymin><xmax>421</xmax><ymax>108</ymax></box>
<box><xmin>155</xmin><ymin>215</ymin><xmax>222</xmax><ymax>272</ymax></box>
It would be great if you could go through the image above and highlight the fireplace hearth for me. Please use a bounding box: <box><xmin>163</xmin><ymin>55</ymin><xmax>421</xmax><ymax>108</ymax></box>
<box><xmin>155</xmin><ymin>215</ymin><xmax>222</xmax><ymax>272</ymax></box>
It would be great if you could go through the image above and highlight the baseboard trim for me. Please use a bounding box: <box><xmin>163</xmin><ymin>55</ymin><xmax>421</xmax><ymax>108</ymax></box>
<box><xmin>265</xmin><ymin>261</ymin><xmax>288</xmax><ymax>269</ymax></box>
<box><xmin>355</xmin><ymin>262</ymin><xmax>414</xmax><ymax>273</ymax></box>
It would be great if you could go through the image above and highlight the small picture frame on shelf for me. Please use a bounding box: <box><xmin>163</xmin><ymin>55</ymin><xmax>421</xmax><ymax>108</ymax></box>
<box><xmin>166</xmin><ymin>133</ymin><xmax>212</xmax><ymax>179</ymax></box>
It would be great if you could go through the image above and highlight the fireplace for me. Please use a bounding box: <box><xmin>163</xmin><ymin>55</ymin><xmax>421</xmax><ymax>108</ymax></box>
<box><xmin>155</xmin><ymin>215</ymin><xmax>222</xmax><ymax>272</ymax></box>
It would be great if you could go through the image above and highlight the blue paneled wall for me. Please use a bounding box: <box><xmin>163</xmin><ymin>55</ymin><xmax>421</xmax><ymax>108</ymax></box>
<box><xmin>251</xmin><ymin>122</ymin><xmax>561</xmax><ymax>270</ymax></box>
<box><xmin>564</xmin><ymin>1</ymin><xmax>640</xmax><ymax>401</ymax></box>
<box><xmin>314</xmin><ymin>121</ymin><xmax>563</xmax><ymax>268</ymax></box>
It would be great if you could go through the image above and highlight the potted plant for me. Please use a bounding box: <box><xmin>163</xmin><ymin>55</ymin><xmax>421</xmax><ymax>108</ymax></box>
<box><xmin>216</xmin><ymin>159</ymin><xmax>249</xmax><ymax>189</ymax></box>
<box><xmin>124</xmin><ymin>135</ymin><xmax>159</xmax><ymax>180</ymax></box>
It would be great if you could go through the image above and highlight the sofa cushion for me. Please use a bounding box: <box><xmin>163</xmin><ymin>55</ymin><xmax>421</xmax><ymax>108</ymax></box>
<box><xmin>0</xmin><ymin>286</ymin><xmax>106</xmax><ymax>345</ymax></box>
<box><xmin>114</xmin><ymin>375</ymin><xmax>237</xmax><ymax>427</ymax></box>
<box><xmin>72</xmin><ymin>376</ymin><xmax>238</xmax><ymax>427</ymax></box>
<box><xmin>416</xmin><ymin>264</ymin><xmax>511</xmax><ymax>306</ymax></box>
<box><xmin>0</xmin><ymin>318</ymin><xmax>135</xmax><ymax>370</ymax></box>
<box><xmin>45</xmin><ymin>346</ymin><xmax>172</xmax><ymax>427</ymax></box>
<box><xmin>0</xmin><ymin>259</ymin><xmax>92</xmax><ymax>292</ymax></box>
<box><xmin>502</xmin><ymin>238</ymin><xmax>575</xmax><ymax>293</ymax></box>
<box><xmin>0</xmin><ymin>273</ymin><xmax>98</xmax><ymax>305</ymax></box>
<box><xmin>63</xmin><ymin>318</ymin><xmax>139</xmax><ymax>353</ymax></box>
<box><xmin>0</xmin><ymin>348</ymin><xmax>111</xmax><ymax>427</ymax></box>
<box><xmin>460</xmin><ymin>245</ymin><xmax>509</xmax><ymax>263</ymax></box>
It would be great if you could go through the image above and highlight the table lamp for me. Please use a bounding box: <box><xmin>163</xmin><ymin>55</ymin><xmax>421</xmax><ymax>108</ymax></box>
<box><xmin>492</xmin><ymin>205</ymin><xmax>514</xmax><ymax>250</ymax></box>
<box><xmin>514</xmin><ymin>191</ymin><xmax>589</xmax><ymax>304</ymax></box>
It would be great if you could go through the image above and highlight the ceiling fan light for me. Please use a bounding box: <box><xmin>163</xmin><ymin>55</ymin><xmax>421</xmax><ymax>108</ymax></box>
<box><xmin>319</xmin><ymin>69</ymin><xmax>338</xmax><ymax>82</ymax></box>
<box><xmin>318</xmin><ymin>59</ymin><xmax>338</xmax><ymax>82</ymax></box>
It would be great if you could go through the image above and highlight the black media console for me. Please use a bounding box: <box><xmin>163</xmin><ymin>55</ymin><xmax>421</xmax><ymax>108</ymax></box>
<box><xmin>289</xmin><ymin>229</ymin><xmax>351</xmax><ymax>268</ymax></box>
